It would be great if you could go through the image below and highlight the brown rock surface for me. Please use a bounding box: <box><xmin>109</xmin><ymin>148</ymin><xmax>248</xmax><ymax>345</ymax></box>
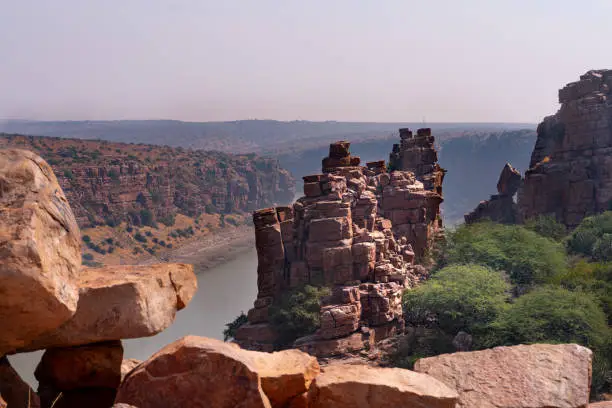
<box><xmin>497</xmin><ymin>162</ymin><xmax>521</xmax><ymax>195</ymax></box>
<box><xmin>120</xmin><ymin>359</ymin><xmax>142</xmax><ymax>382</ymax></box>
<box><xmin>307</xmin><ymin>364</ymin><xmax>458</xmax><ymax>408</ymax></box>
<box><xmin>520</xmin><ymin>70</ymin><xmax>612</xmax><ymax>227</ymax></box>
<box><xmin>0</xmin><ymin>149</ymin><xmax>81</xmax><ymax>354</ymax></box>
<box><xmin>414</xmin><ymin>343</ymin><xmax>592</xmax><ymax>408</ymax></box>
<box><xmin>20</xmin><ymin>263</ymin><xmax>196</xmax><ymax>352</ymax></box>
<box><xmin>590</xmin><ymin>403</ymin><xmax>612</xmax><ymax>407</ymax></box>
<box><xmin>0</xmin><ymin>356</ymin><xmax>40</xmax><ymax>408</ymax></box>
<box><xmin>35</xmin><ymin>341</ymin><xmax>123</xmax><ymax>390</ymax></box>
<box><xmin>117</xmin><ymin>336</ymin><xmax>320</xmax><ymax>408</ymax></box>
<box><xmin>465</xmin><ymin>163</ymin><xmax>521</xmax><ymax>224</ymax></box>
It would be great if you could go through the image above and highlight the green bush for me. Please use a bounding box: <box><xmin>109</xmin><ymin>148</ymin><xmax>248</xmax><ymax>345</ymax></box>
<box><xmin>403</xmin><ymin>264</ymin><xmax>510</xmax><ymax>337</ymax></box>
<box><xmin>567</xmin><ymin>211</ymin><xmax>612</xmax><ymax>261</ymax></box>
<box><xmin>484</xmin><ymin>286</ymin><xmax>609</xmax><ymax>349</ymax></box>
<box><xmin>441</xmin><ymin>222</ymin><xmax>567</xmax><ymax>285</ymax></box>
<box><xmin>524</xmin><ymin>215</ymin><xmax>567</xmax><ymax>241</ymax></box>
<box><xmin>134</xmin><ymin>233</ymin><xmax>147</xmax><ymax>243</ymax></box>
<box><xmin>269</xmin><ymin>285</ymin><xmax>331</xmax><ymax>348</ymax></box>
<box><xmin>223</xmin><ymin>312</ymin><xmax>248</xmax><ymax>341</ymax></box>
<box><xmin>82</xmin><ymin>253</ymin><xmax>94</xmax><ymax>261</ymax></box>
<box><xmin>159</xmin><ymin>214</ymin><xmax>176</xmax><ymax>227</ymax></box>
<box><xmin>82</xmin><ymin>235</ymin><xmax>91</xmax><ymax>243</ymax></box>
<box><xmin>140</xmin><ymin>209</ymin><xmax>155</xmax><ymax>227</ymax></box>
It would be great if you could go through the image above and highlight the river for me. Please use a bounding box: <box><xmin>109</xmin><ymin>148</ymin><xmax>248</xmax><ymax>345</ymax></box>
<box><xmin>9</xmin><ymin>248</ymin><xmax>259</xmax><ymax>386</ymax></box>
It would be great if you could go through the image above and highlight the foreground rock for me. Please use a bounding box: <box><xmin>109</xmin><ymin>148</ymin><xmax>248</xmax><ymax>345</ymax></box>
<box><xmin>116</xmin><ymin>336</ymin><xmax>319</xmax><ymax>408</ymax></box>
<box><xmin>0</xmin><ymin>149</ymin><xmax>81</xmax><ymax>354</ymax></box>
<box><xmin>307</xmin><ymin>364</ymin><xmax>458</xmax><ymax>407</ymax></box>
<box><xmin>0</xmin><ymin>356</ymin><xmax>40</xmax><ymax>408</ymax></box>
<box><xmin>19</xmin><ymin>263</ymin><xmax>196</xmax><ymax>352</ymax></box>
<box><xmin>414</xmin><ymin>343</ymin><xmax>592</xmax><ymax>408</ymax></box>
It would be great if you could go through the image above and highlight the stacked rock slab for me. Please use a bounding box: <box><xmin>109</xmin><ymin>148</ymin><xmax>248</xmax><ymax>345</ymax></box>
<box><xmin>465</xmin><ymin>163</ymin><xmax>521</xmax><ymax>224</ymax></box>
<box><xmin>0</xmin><ymin>149</ymin><xmax>198</xmax><ymax>408</ymax></box>
<box><xmin>520</xmin><ymin>70</ymin><xmax>612</xmax><ymax>227</ymax></box>
<box><xmin>237</xmin><ymin>135</ymin><xmax>443</xmax><ymax>355</ymax></box>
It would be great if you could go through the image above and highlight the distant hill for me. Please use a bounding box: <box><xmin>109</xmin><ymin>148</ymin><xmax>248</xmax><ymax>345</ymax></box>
<box><xmin>0</xmin><ymin>119</ymin><xmax>534</xmax><ymax>154</ymax></box>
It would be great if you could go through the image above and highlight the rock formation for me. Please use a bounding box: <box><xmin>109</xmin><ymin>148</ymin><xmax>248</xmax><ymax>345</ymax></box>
<box><xmin>520</xmin><ymin>70</ymin><xmax>612</xmax><ymax>227</ymax></box>
<box><xmin>0</xmin><ymin>149</ymin><xmax>197</xmax><ymax>407</ymax></box>
<box><xmin>414</xmin><ymin>343</ymin><xmax>593</xmax><ymax>408</ymax></box>
<box><xmin>237</xmin><ymin>131</ymin><xmax>444</xmax><ymax>355</ymax></box>
<box><xmin>465</xmin><ymin>163</ymin><xmax>521</xmax><ymax>224</ymax></box>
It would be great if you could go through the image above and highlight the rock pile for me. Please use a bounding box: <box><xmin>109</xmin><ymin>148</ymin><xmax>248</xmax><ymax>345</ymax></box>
<box><xmin>237</xmin><ymin>132</ymin><xmax>444</xmax><ymax>356</ymax></box>
<box><xmin>465</xmin><ymin>163</ymin><xmax>521</xmax><ymax>224</ymax></box>
<box><xmin>520</xmin><ymin>70</ymin><xmax>612</xmax><ymax>227</ymax></box>
<box><xmin>0</xmin><ymin>149</ymin><xmax>197</xmax><ymax>407</ymax></box>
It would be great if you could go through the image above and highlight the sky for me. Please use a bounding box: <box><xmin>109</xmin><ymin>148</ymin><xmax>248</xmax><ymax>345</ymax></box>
<box><xmin>1</xmin><ymin>0</ymin><xmax>612</xmax><ymax>123</ymax></box>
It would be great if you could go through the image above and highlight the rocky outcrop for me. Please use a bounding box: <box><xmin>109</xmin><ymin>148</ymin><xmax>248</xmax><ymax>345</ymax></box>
<box><xmin>0</xmin><ymin>134</ymin><xmax>296</xmax><ymax>228</ymax></box>
<box><xmin>36</xmin><ymin>341</ymin><xmax>123</xmax><ymax>408</ymax></box>
<box><xmin>17</xmin><ymin>263</ymin><xmax>196</xmax><ymax>353</ymax></box>
<box><xmin>520</xmin><ymin>70</ymin><xmax>612</xmax><ymax>227</ymax></box>
<box><xmin>465</xmin><ymin>163</ymin><xmax>521</xmax><ymax>224</ymax></box>
<box><xmin>116</xmin><ymin>336</ymin><xmax>320</xmax><ymax>408</ymax></box>
<box><xmin>237</xmin><ymin>133</ymin><xmax>443</xmax><ymax>355</ymax></box>
<box><xmin>0</xmin><ymin>149</ymin><xmax>81</xmax><ymax>355</ymax></box>
<box><xmin>414</xmin><ymin>343</ymin><xmax>593</xmax><ymax>408</ymax></box>
<box><xmin>0</xmin><ymin>356</ymin><xmax>40</xmax><ymax>408</ymax></box>
<box><xmin>307</xmin><ymin>364</ymin><xmax>458</xmax><ymax>408</ymax></box>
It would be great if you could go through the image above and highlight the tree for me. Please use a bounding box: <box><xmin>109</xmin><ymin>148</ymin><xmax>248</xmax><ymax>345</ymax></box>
<box><xmin>524</xmin><ymin>214</ymin><xmax>567</xmax><ymax>241</ymax></box>
<box><xmin>441</xmin><ymin>222</ymin><xmax>567</xmax><ymax>285</ymax></box>
<box><xmin>223</xmin><ymin>312</ymin><xmax>248</xmax><ymax>341</ymax></box>
<box><xmin>567</xmin><ymin>211</ymin><xmax>612</xmax><ymax>261</ymax></box>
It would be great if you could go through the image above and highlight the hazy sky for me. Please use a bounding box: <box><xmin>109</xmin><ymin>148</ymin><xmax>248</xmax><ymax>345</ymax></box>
<box><xmin>2</xmin><ymin>1</ymin><xmax>612</xmax><ymax>123</ymax></box>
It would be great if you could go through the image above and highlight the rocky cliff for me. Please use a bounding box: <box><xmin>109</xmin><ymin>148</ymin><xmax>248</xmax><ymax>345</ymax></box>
<box><xmin>236</xmin><ymin>130</ymin><xmax>444</xmax><ymax>355</ymax></box>
<box><xmin>0</xmin><ymin>134</ymin><xmax>295</xmax><ymax>228</ymax></box>
<box><xmin>519</xmin><ymin>70</ymin><xmax>612</xmax><ymax>227</ymax></box>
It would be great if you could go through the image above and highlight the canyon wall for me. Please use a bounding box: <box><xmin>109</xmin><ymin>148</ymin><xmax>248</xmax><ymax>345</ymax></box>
<box><xmin>0</xmin><ymin>134</ymin><xmax>295</xmax><ymax>228</ymax></box>
<box><xmin>520</xmin><ymin>70</ymin><xmax>612</xmax><ymax>227</ymax></box>
<box><xmin>236</xmin><ymin>129</ymin><xmax>444</xmax><ymax>355</ymax></box>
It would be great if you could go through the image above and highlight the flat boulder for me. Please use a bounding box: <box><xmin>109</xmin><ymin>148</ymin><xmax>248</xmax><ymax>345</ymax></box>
<box><xmin>414</xmin><ymin>343</ymin><xmax>592</xmax><ymax>408</ymax></box>
<box><xmin>19</xmin><ymin>263</ymin><xmax>196</xmax><ymax>351</ymax></box>
<box><xmin>0</xmin><ymin>149</ymin><xmax>81</xmax><ymax>354</ymax></box>
<box><xmin>307</xmin><ymin>364</ymin><xmax>458</xmax><ymax>408</ymax></box>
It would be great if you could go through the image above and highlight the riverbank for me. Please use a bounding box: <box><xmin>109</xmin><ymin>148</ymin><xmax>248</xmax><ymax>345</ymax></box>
<box><xmin>140</xmin><ymin>225</ymin><xmax>256</xmax><ymax>274</ymax></box>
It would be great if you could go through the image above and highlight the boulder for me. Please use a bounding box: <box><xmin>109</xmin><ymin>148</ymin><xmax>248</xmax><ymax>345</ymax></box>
<box><xmin>120</xmin><ymin>359</ymin><xmax>142</xmax><ymax>382</ymax></box>
<box><xmin>0</xmin><ymin>149</ymin><xmax>81</xmax><ymax>354</ymax></box>
<box><xmin>116</xmin><ymin>336</ymin><xmax>319</xmax><ymax>408</ymax></box>
<box><xmin>307</xmin><ymin>364</ymin><xmax>458</xmax><ymax>407</ymax></box>
<box><xmin>590</xmin><ymin>403</ymin><xmax>612</xmax><ymax>407</ymax></box>
<box><xmin>0</xmin><ymin>356</ymin><xmax>40</xmax><ymax>408</ymax></box>
<box><xmin>414</xmin><ymin>343</ymin><xmax>592</xmax><ymax>408</ymax></box>
<box><xmin>35</xmin><ymin>341</ymin><xmax>123</xmax><ymax>390</ymax></box>
<box><xmin>20</xmin><ymin>263</ymin><xmax>196</xmax><ymax>351</ymax></box>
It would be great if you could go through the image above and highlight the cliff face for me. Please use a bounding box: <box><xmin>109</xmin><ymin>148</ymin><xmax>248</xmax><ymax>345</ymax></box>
<box><xmin>236</xmin><ymin>130</ymin><xmax>444</xmax><ymax>355</ymax></box>
<box><xmin>520</xmin><ymin>70</ymin><xmax>612</xmax><ymax>227</ymax></box>
<box><xmin>0</xmin><ymin>134</ymin><xmax>295</xmax><ymax>228</ymax></box>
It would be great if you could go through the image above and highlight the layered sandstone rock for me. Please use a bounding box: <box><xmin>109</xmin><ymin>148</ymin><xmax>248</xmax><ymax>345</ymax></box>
<box><xmin>590</xmin><ymin>402</ymin><xmax>612</xmax><ymax>407</ymax></box>
<box><xmin>0</xmin><ymin>149</ymin><xmax>81</xmax><ymax>355</ymax></box>
<box><xmin>307</xmin><ymin>364</ymin><xmax>458</xmax><ymax>408</ymax></box>
<box><xmin>414</xmin><ymin>343</ymin><xmax>593</xmax><ymax>408</ymax></box>
<box><xmin>116</xmin><ymin>336</ymin><xmax>320</xmax><ymax>408</ymax></box>
<box><xmin>19</xmin><ymin>263</ymin><xmax>196</xmax><ymax>352</ymax></box>
<box><xmin>0</xmin><ymin>356</ymin><xmax>40</xmax><ymax>408</ymax></box>
<box><xmin>465</xmin><ymin>163</ymin><xmax>521</xmax><ymax>224</ymax></box>
<box><xmin>238</xmin><ymin>136</ymin><xmax>443</xmax><ymax>355</ymax></box>
<box><xmin>520</xmin><ymin>70</ymin><xmax>612</xmax><ymax>227</ymax></box>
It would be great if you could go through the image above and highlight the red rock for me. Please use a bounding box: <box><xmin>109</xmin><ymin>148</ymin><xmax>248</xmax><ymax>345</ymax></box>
<box><xmin>307</xmin><ymin>364</ymin><xmax>458</xmax><ymax>408</ymax></box>
<box><xmin>0</xmin><ymin>356</ymin><xmax>40</xmax><ymax>408</ymax></box>
<box><xmin>414</xmin><ymin>343</ymin><xmax>592</xmax><ymax>408</ymax></box>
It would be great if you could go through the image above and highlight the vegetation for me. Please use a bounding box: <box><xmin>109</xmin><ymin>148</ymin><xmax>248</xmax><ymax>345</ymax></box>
<box><xmin>440</xmin><ymin>222</ymin><xmax>567</xmax><ymax>285</ymax></box>
<box><xmin>268</xmin><ymin>285</ymin><xmax>331</xmax><ymax>348</ymax></box>
<box><xmin>398</xmin><ymin>220</ymin><xmax>612</xmax><ymax>398</ymax></box>
<box><xmin>223</xmin><ymin>312</ymin><xmax>248</xmax><ymax>341</ymax></box>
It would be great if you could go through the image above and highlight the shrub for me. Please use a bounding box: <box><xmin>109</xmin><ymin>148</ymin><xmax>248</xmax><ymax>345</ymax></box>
<box><xmin>145</xmin><ymin>231</ymin><xmax>153</xmax><ymax>237</ymax></box>
<box><xmin>226</xmin><ymin>216</ymin><xmax>239</xmax><ymax>227</ymax></box>
<box><xmin>159</xmin><ymin>214</ymin><xmax>175</xmax><ymax>227</ymax></box>
<box><xmin>441</xmin><ymin>222</ymin><xmax>567</xmax><ymax>285</ymax></box>
<box><xmin>269</xmin><ymin>285</ymin><xmax>331</xmax><ymax>348</ymax></box>
<box><xmin>567</xmin><ymin>211</ymin><xmax>612</xmax><ymax>261</ymax></box>
<box><xmin>82</xmin><ymin>253</ymin><xmax>94</xmax><ymax>261</ymax></box>
<box><xmin>524</xmin><ymin>214</ymin><xmax>567</xmax><ymax>241</ymax></box>
<box><xmin>134</xmin><ymin>233</ymin><xmax>147</xmax><ymax>243</ymax></box>
<box><xmin>82</xmin><ymin>235</ymin><xmax>91</xmax><ymax>243</ymax></box>
<box><xmin>484</xmin><ymin>285</ymin><xmax>609</xmax><ymax>350</ymax></box>
<box><xmin>403</xmin><ymin>264</ymin><xmax>510</xmax><ymax>337</ymax></box>
<box><xmin>223</xmin><ymin>312</ymin><xmax>248</xmax><ymax>341</ymax></box>
<box><xmin>63</xmin><ymin>169</ymin><xmax>74</xmax><ymax>180</ymax></box>
<box><xmin>126</xmin><ymin>226</ymin><xmax>133</xmax><ymax>233</ymax></box>
<box><xmin>140</xmin><ymin>209</ymin><xmax>154</xmax><ymax>227</ymax></box>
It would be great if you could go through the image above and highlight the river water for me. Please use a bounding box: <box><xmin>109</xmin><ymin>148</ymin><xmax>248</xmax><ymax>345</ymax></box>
<box><xmin>10</xmin><ymin>249</ymin><xmax>258</xmax><ymax>386</ymax></box>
